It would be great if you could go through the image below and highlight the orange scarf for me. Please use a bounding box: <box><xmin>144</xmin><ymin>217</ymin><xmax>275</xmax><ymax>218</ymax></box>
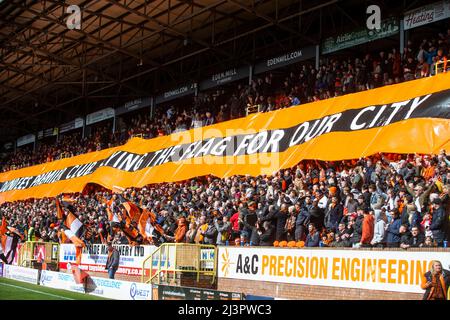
<box><xmin>422</xmin><ymin>166</ymin><xmax>435</xmax><ymax>180</ymax></box>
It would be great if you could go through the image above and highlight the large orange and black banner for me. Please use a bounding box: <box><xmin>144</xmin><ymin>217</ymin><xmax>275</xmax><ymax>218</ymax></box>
<box><xmin>1</xmin><ymin>73</ymin><xmax>449</xmax><ymax>203</ymax></box>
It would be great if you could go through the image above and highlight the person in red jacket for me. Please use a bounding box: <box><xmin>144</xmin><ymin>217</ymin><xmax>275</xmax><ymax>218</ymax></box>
<box><xmin>229</xmin><ymin>211</ymin><xmax>241</xmax><ymax>240</ymax></box>
<box><xmin>360</xmin><ymin>209</ymin><xmax>375</xmax><ymax>247</ymax></box>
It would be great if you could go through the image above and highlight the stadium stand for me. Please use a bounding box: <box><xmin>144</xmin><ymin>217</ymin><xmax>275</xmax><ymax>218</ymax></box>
<box><xmin>1</xmin><ymin>24</ymin><xmax>449</xmax><ymax>250</ymax></box>
<box><xmin>1</xmin><ymin>27</ymin><xmax>449</xmax><ymax>172</ymax></box>
<box><xmin>0</xmin><ymin>2</ymin><xmax>450</xmax><ymax>299</ymax></box>
<box><xmin>1</xmin><ymin>151</ymin><xmax>449</xmax><ymax>249</ymax></box>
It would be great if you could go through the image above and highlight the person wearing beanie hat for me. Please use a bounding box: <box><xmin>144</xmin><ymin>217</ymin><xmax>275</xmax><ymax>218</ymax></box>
<box><xmin>430</xmin><ymin>197</ymin><xmax>447</xmax><ymax>246</ymax></box>
<box><xmin>325</xmin><ymin>196</ymin><xmax>343</xmax><ymax>233</ymax></box>
<box><xmin>328</xmin><ymin>186</ymin><xmax>338</xmax><ymax>199</ymax></box>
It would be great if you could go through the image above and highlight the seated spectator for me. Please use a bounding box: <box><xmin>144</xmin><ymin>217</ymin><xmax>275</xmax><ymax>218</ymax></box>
<box><xmin>423</xmin><ymin>236</ymin><xmax>435</xmax><ymax>248</ymax></box>
<box><xmin>259</xmin><ymin>221</ymin><xmax>275</xmax><ymax>246</ymax></box>
<box><xmin>330</xmin><ymin>234</ymin><xmax>346</xmax><ymax>248</ymax></box>
<box><xmin>404</xmin><ymin>226</ymin><xmax>425</xmax><ymax>248</ymax></box>
<box><xmin>399</xmin><ymin>224</ymin><xmax>411</xmax><ymax>249</ymax></box>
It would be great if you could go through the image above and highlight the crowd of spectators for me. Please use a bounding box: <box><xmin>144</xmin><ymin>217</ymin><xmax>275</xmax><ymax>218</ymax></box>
<box><xmin>1</xmin><ymin>151</ymin><xmax>449</xmax><ymax>249</ymax></box>
<box><xmin>1</xmin><ymin>28</ymin><xmax>449</xmax><ymax>173</ymax></box>
<box><xmin>0</xmin><ymin>26</ymin><xmax>449</xmax><ymax>250</ymax></box>
<box><xmin>1</xmin><ymin>125</ymin><xmax>119</xmax><ymax>172</ymax></box>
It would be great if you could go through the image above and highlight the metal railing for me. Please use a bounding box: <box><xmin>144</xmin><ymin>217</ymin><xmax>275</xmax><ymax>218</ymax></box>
<box><xmin>141</xmin><ymin>243</ymin><xmax>217</xmax><ymax>285</ymax></box>
<box><xmin>435</xmin><ymin>59</ymin><xmax>448</xmax><ymax>75</ymax></box>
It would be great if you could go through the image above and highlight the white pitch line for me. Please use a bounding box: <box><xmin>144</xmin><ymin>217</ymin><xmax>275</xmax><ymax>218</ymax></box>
<box><xmin>0</xmin><ymin>282</ymin><xmax>74</xmax><ymax>300</ymax></box>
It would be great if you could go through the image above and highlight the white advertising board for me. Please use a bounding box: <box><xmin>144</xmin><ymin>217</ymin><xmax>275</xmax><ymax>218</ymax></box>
<box><xmin>86</xmin><ymin>108</ymin><xmax>115</xmax><ymax>125</ymax></box>
<box><xmin>404</xmin><ymin>0</ymin><xmax>450</xmax><ymax>30</ymax></box>
<box><xmin>85</xmin><ymin>276</ymin><xmax>153</xmax><ymax>300</ymax></box>
<box><xmin>218</xmin><ymin>247</ymin><xmax>450</xmax><ymax>293</ymax></box>
<box><xmin>59</xmin><ymin>244</ymin><xmax>157</xmax><ymax>276</ymax></box>
<box><xmin>39</xmin><ymin>270</ymin><xmax>85</xmax><ymax>294</ymax></box>
<box><xmin>3</xmin><ymin>264</ymin><xmax>39</xmax><ymax>285</ymax></box>
<box><xmin>40</xmin><ymin>269</ymin><xmax>153</xmax><ymax>300</ymax></box>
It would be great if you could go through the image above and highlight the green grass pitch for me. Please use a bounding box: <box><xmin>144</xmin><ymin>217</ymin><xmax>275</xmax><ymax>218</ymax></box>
<box><xmin>0</xmin><ymin>277</ymin><xmax>110</xmax><ymax>300</ymax></box>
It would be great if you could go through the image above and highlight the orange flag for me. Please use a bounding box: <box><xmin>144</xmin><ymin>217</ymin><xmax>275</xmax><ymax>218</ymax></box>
<box><xmin>0</xmin><ymin>217</ymin><xmax>6</xmax><ymax>236</ymax></box>
<box><xmin>71</xmin><ymin>264</ymin><xmax>89</xmax><ymax>284</ymax></box>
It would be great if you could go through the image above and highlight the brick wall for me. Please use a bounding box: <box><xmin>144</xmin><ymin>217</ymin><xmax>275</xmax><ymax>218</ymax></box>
<box><xmin>218</xmin><ymin>278</ymin><xmax>422</xmax><ymax>300</ymax></box>
<box><xmin>180</xmin><ymin>273</ymin><xmax>217</xmax><ymax>290</ymax></box>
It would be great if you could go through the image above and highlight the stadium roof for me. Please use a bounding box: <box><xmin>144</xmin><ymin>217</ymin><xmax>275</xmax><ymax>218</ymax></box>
<box><xmin>0</xmin><ymin>0</ymin><xmax>433</xmax><ymax>144</ymax></box>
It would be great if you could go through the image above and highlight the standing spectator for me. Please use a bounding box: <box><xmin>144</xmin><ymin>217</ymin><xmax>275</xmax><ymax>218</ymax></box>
<box><xmin>244</xmin><ymin>220</ymin><xmax>264</xmax><ymax>246</ymax></box>
<box><xmin>305</xmin><ymin>223</ymin><xmax>320</xmax><ymax>247</ymax></box>
<box><xmin>371</xmin><ymin>209</ymin><xmax>387</xmax><ymax>247</ymax></box>
<box><xmin>386</xmin><ymin>209</ymin><xmax>402</xmax><ymax>247</ymax></box>
<box><xmin>360</xmin><ymin>209</ymin><xmax>375</xmax><ymax>247</ymax></box>
<box><xmin>195</xmin><ymin>215</ymin><xmax>208</xmax><ymax>244</ymax></box>
<box><xmin>406</xmin><ymin>180</ymin><xmax>435</xmax><ymax>214</ymax></box>
<box><xmin>325</xmin><ymin>196</ymin><xmax>343</xmax><ymax>233</ymax></box>
<box><xmin>284</xmin><ymin>206</ymin><xmax>297</xmax><ymax>242</ymax></box>
<box><xmin>174</xmin><ymin>216</ymin><xmax>188</xmax><ymax>243</ymax></box>
<box><xmin>274</xmin><ymin>204</ymin><xmax>288</xmax><ymax>242</ymax></box>
<box><xmin>295</xmin><ymin>197</ymin><xmax>311</xmax><ymax>241</ymax></box>
<box><xmin>403</xmin><ymin>56</ymin><xmax>417</xmax><ymax>80</ymax></box>
<box><xmin>27</xmin><ymin>223</ymin><xmax>36</xmax><ymax>242</ymax></box>
<box><xmin>344</xmin><ymin>193</ymin><xmax>358</xmax><ymax>218</ymax></box>
<box><xmin>288</xmin><ymin>94</ymin><xmax>300</xmax><ymax>106</ymax></box>
<box><xmin>105</xmin><ymin>243</ymin><xmax>120</xmax><ymax>279</ymax></box>
<box><xmin>309</xmin><ymin>199</ymin><xmax>325</xmax><ymax>231</ymax></box>
<box><xmin>202</xmin><ymin>217</ymin><xmax>217</xmax><ymax>245</ymax></box>
<box><xmin>434</xmin><ymin>48</ymin><xmax>448</xmax><ymax>73</ymax></box>
<box><xmin>185</xmin><ymin>221</ymin><xmax>197</xmax><ymax>244</ymax></box>
<box><xmin>230</xmin><ymin>210</ymin><xmax>241</xmax><ymax>241</ymax></box>
<box><xmin>244</xmin><ymin>202</ymin><xmax>258</xmax><ymax>240</ymax></box>
<box><xmin>420</xmin><ymin>260</ymin><xmax>450</xmax><ymax>300</ymax></box>
<box><xmin>336</xmin><ymin>222</ymin><xmax>351</xmax><ymax>247</ymax></box>
<box><xmin>429</xmin><ymin>198</ymin><xmax>448</xmax><ymax>247</ymax></box>
<box><xmin>204</xmin><ymin>112</ymin><xmax>215</xmax><ymax>126</ymax></box>
<box><xmin>350</xmin><ymin>207</ymin><xmax>364</xmax><ymax>248</ymax></box>
<box><xmin>214</xmin><ymin>216</ymin><xmax>231</xmax><ymax>245</ymax></box>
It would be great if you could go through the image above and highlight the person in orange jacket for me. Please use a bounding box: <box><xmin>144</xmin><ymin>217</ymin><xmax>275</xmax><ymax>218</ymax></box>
<box><xmin>164</xmin><ymin>216</ymin><xmax>188</xmax><ymax>243</ymax></box>
<box><xmin>360</xmin><ymin>209</ymin><xmax>374</xmax><ymax>247</ymax></box>
<box><xmin>420</xmin><ymin>260</ymin><xmax>450</xmax><ymax>300</ymax></box>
